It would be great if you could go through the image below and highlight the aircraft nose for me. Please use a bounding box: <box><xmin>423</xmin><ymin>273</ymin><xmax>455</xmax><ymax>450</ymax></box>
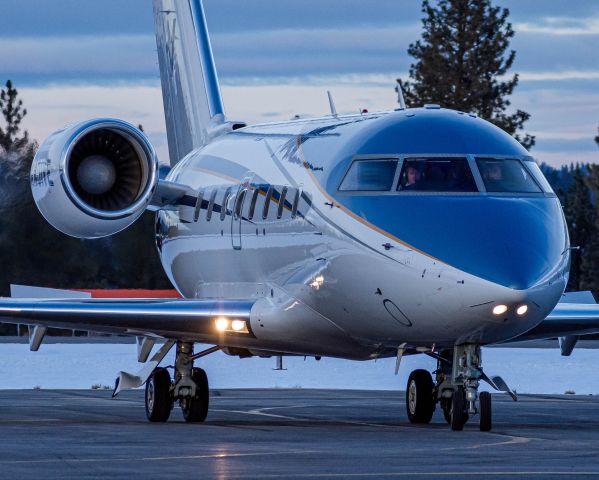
<box><xmin>345</xmin><ymin>194</ymin><xmax>569</xmax><ymax>290</ymax></box>
<box><xmin>421</xmin><ymin>195</ymin><xmax>569</xmax><ymax>289</ymax></box>
<box><xmin>461</xmin><ymin>196</ymin><xmax>568</xmax><ymax>289</ymax></box>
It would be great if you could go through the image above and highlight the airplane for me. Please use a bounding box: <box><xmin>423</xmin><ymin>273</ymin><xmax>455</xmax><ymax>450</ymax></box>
<box><xmin>2</xmin><ymin>0</ymin><xmax>599</xmax><ymax>432</ymax></box>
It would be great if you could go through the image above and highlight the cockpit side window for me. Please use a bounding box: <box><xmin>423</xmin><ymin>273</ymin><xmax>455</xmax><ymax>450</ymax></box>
<box><xmin>476</xmin><ymin>158</ymin><xmax>542</xmax><ymax>193</ymax></box>
<box><xmin>339</xmin><ymin>159</ymin><xmax>398</xmax><ymax>192</ymax></box>
<box><xmin>522</xmin><ymin>160</ymin><xmax>554</xmax><ymax>193</ymax></box>
<box><xmin>397</xmin><ymin>158</ymin><xmax>477</xmax><ymax>192</ymax></box>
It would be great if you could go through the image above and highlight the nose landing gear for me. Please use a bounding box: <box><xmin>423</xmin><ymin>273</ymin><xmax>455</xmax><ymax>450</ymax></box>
<box><xmin>406</xmin><ymin>344</ymin><xmax>510</xmax><ymax>431</ymax></box>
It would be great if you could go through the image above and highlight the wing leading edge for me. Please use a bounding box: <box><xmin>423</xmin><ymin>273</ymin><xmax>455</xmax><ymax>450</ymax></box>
<box><xmin>504</xmin><ymin>292</ymin><xmax>599</xmax><ymax>346</ymax></box>
<box><xmin>0</xmin><ymin>297</ymin><xmax>255</xmax><ymax>340</ymax></box>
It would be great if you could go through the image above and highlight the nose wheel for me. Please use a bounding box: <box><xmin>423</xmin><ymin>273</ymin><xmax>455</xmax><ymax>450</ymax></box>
<box><xmin>450</xmin><ymin>387</ymin><xmax>468</xmax><ymax>431</ymax></box>
<box><xmin>479</xmin><ymin>391</ymin><xmax>492</xmax><ymax>432</ymax></box>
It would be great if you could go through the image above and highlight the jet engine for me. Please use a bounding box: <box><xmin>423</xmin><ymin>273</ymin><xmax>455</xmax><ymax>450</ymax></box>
<box><xmin>30</xmin><ymin>119</ymin><xmax>159</xmax><ymax>238</ymax></box>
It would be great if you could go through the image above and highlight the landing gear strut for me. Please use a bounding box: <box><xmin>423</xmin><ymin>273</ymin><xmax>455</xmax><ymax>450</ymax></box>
<box><xmin>143</xmin><ymin>341</ymin><xmax>210</xmax><ymax>423</ymax></box>
<box><xmin>406</xmin><ymin>344</ymin><xmax>496</xmax><ymax>431</ymax></box>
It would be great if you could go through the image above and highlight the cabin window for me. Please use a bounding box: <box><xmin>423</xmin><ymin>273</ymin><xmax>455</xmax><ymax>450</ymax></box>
<box><xmin>339</xmin><ymin>159</ymin><xmax>398</xmax><ymax>192</ymax></box>
<box><xmin>277</xmin><ymin>187</ymin><xmax>288</xmax><ymax>219</ymax></box>
<box><xmin>220</xmin><ymin>187</ymin><xmax>232</xmax><ymax>221</ymax></box>
<box><xmin>248</xmin><ymin>188</ymin><xmax>260</xmax><ymax>220</ymax></box>
<box><xmin>397</xmin><ymin>158</ymin><xmax>477</xmax><ymax>192</ymax></box>
<box><xmin>193</xmin><ymin>190</ymin><xmax>204</xmax><ymax>222</ymax></box>
<box><xmin>206</xmin><ymin>189</ymin><xmax>217</xmax><ymax>221</ymax></box>
<box><xmin>235</xmin><ymin>188</ymin><xmax>246</xmax><ymax>219</ymax></box>
<box><xmin>291</xmin><ymin>189</ymin><xmax>301</xmax><ymax>218</ymax></box>
<box><xmin>476</xmin><ymin>158</ymin><xmax>542</xmax><ymax>193</ymax></box>
<box><xmin>263</xmin><ymin>186</ymin><xmax>274</xmax><ymax>219</ymax></box>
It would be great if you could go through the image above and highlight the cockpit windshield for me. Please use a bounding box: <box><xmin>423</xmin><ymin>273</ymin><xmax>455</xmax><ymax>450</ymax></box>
<box><xmin>339</xmin><ymin>159</ymin><xmax>398</xmax><ymax>191</ymax></box>
<box><xmin>476</xmin><ymin>158</ymin><xmax>542</xmax><ymax>193</ymax></box>
<box><xmin>336</xmin><ymin>156</ymin><xmax>551</xmax><ymax>195</ymax></box>
<box><xmin>397</xmin><ymin>158</ymin><xmax>477</xmax><ymax>192</ymax></box>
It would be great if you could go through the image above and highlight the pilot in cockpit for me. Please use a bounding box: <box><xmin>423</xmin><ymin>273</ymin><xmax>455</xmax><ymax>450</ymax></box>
<box><xmin>403</xmin><ymin>163</ymin><xmax>421</xmax><ymax>190</ymax></box>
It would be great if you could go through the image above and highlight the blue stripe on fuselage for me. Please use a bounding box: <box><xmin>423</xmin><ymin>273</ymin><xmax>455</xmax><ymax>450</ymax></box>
<box><xmin>335</xmin><ymin>194</ymin><xmax>567</xmax><ymax>290</ymax></box>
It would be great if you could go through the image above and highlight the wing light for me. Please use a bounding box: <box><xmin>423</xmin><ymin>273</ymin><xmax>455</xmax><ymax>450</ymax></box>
<box><xmin>492</xmin><ymin>305</ymin><xmax>508</xmax><ymax>315</ymax></box>
<box><xmin>214</xmin><ymin>317</ymin><xmax>249</xmax><ymax>334</ymax></box>
<box><xmin>516</xmin><ymin>305</ymin><xmax>528</xmax><ymax>316</ymax></box>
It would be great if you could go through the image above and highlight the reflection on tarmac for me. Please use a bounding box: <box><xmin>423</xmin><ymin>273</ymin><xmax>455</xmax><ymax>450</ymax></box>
<box><xmin>1</xmin><ymin>389</ymin><xmax>599</xmax><ymax>479</ymax></box>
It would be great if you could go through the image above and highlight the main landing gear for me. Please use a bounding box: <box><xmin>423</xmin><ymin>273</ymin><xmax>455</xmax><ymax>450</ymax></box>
<box><xmin>406</xmin><ymin>344</ymin><xmax>510</xmax><ymax>432</ymax></box>
<box><xmin>145</xmin><ymin>341</ymin><xmax>210</xmax><ymax>423</ymax></box>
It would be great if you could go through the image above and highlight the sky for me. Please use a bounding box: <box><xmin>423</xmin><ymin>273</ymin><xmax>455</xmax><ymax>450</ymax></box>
<box><xmin>1</xmin><ymin>0</ymin><xmax>598</xmax><ymax>167</ymax></box>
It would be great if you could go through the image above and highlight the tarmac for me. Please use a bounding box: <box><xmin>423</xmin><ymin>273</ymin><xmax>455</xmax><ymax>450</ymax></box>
<box><xmin>1</xmin><ymin>389</ymin><xmax>599</xmax><ymax>479</ymax></box>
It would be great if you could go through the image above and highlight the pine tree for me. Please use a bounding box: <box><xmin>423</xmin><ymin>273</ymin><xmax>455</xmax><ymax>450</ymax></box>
<box><xmin>580</xmin><ymin>164</ymin><xmax>599</xmax><ymax>295</ymax></box>
<box><xmin>0</xmin><ymin>80</ymin><xmax>34</xmax><ymax>153</ymax></box>
<box><xmin>398</xmin><ymin>0</ymin><xmax>535</xmax><ymax>149</ymax></box>
<box><xmin>595</xmin><ymin>127</ymin><xmax>598</xmax><ymax>147</ymax></box>
<box><xmin>564</xmin><ymin>167</ymin><xmax>597</xmax><ymax>291</ymax></box>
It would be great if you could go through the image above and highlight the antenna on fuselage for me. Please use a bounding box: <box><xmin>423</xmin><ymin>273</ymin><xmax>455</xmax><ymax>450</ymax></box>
<box><xmin>396</xmin><ymin>79</ymin><xmax>406</xmax><ymax>110</ymax></box>
<box><xmin>327</xmin><ymin>90</ymin><xmax>338</xmax><ymax>117</ymax></box>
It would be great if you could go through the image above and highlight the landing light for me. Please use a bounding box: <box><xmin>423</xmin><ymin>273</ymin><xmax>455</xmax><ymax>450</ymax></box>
<box><xmin>215</xmin><ymin>317</ymin><xmax>229</xmax><ymax>332</ymax></box>
<box><xmin>516</xmin><ymin>305</ymin><xmax>528</xmax><ymax>316</ymax></box>
<box><xmin>492</xmin><ymin>305</ymin><xmax>508</xmax><ymax>315</ymax></box>
<box><xmin>214</xmin><ymin>317</ymin><xmax>250</xmax><ymax>334</ymax></box>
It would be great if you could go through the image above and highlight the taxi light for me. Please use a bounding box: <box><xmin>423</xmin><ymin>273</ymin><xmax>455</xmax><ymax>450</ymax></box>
<box><xmin>215</xmin><ymin>317</ymin><xmax>229</xmax><ymax>332</ymax></box>
<box><xmin>492</xmin><ymin>304</ymin><xmax>508</xmax><ymax>315</ymax></box>
<box><xmin>231</xmin><ymin>320</ymin><xmax>245</xmax><ymax>331</ymax></box>
<box><xmin>516</xmin><ymin>305</ymin><xmax>528</xmax><ymax>316</ymax></box>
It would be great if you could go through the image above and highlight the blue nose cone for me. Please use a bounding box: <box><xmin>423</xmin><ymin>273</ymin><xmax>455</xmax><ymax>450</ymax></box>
<box><xmin>340</xmin><ymin>195</ymin><xmax>567</xmax><ymax>290</ymax></box>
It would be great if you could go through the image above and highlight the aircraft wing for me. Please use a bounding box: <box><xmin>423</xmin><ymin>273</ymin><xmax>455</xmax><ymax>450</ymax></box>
<box><xmin>513</xmin><ymin>303</ymin><xmax>599</xmax><ymax>341</ymax></box>
<box><xmin>0</xmin><ymin>297</ymin><xmax>255</xmax><ymax>341</ymax></box>
<box><xmin>503</xmin><ymin>292</ymin><xmax>599</xmax><ymax>352</ymax></box>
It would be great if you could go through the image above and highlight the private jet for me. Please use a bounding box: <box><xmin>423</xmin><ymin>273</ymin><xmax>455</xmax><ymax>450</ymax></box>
<box><xmin>2</xmin><ymin>0</ymin><xmax>598</xmax><ymax>432</ymax></box>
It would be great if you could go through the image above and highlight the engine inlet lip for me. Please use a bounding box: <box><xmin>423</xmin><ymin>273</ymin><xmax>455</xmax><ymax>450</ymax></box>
<box><xmin>60</xmin><ymin>118</ymin><xmax>158</xmax><ymax>220</ymax></box>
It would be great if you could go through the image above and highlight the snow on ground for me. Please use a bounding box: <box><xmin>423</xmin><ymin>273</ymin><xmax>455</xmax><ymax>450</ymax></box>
<box><xmin>0</xmin><ymin>343</ymin><xmax>597</xmax><ymax>394</ymax></box>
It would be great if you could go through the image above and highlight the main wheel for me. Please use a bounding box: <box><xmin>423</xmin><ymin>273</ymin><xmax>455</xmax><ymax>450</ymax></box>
<box><xmin>181</xmin><ymin>368</ymin><xmax>209</xmax><ymax>423</ymax></box>
<box><xmin>406</xmin><ymin>369</ymin><xmax>435</xmax><ymax>424</ymax></box>
<box><xmin>145</xmin><ymin>368</ymin><xmax>173</xmax><ymax>422</ymax></box>
<box><xmin>450</xmin><ymin>388</ymin><xmax>467</xmax><ymax>431</ymax></box>
<box><xmin>479</xmin><ymin>391</ymin><xmax>492</xmax><ymax>432</ymax></box>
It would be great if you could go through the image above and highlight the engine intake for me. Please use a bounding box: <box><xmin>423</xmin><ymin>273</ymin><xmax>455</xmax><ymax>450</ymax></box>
<box><xmin>31</xmin><ymin>119</ymin><xmax>158</xmax><ymax>238</ymax></box>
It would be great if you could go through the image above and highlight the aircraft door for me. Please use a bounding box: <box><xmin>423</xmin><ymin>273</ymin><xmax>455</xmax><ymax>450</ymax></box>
<box><xmin>231</xmin><ymin>175</ymin><xmax>253</xmax><ymax>250</ymax></box>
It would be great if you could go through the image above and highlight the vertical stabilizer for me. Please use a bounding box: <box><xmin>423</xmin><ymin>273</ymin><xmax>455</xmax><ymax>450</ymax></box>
<box><xmin>153</xmin><ymin>0</ymin><xmax>225</xmax><ymax>166</ymax></box>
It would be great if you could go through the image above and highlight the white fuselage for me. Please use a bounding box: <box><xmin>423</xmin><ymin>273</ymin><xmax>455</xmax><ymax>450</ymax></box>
<box><xmin>158</xmin><ymin>112</ymin><xmax>568</xmax><ymax>360</ymax></box>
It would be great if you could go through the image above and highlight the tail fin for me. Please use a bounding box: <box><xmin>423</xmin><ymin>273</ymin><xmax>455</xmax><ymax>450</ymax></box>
<box><xmin>153</xmin><ymin>0</ymin><xmax>226</xmax><ymax>166</ymax></box>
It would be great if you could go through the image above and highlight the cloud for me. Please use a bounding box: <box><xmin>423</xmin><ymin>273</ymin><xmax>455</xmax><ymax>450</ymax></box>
<box><xmin>0</xmin><ymin>35</ymin><xmax>157</xmax><ymax>76</ymax></box>
<box><xmin>15</xmin><ymin>80</ymin><xmax>598</xmax><ymax>170</ymax></box>
<box><xmin>515</xmin><ymin>17</ymin><xmax>599</xmax><ymax>35</ymax></box>
<box><xmin>518</xmin><ymin>71</ymin><xmax>599</xmax><ymax>81</ymax></box>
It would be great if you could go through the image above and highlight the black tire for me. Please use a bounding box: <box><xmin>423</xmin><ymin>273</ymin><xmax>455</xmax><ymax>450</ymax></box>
<box><xmin>181</xmin><ymin>368</ymin><xmax>209</xmax><ymax>423</ymax></box>
<box><xmin>145</xmin><ymin>368</ymin><xmax>173</xmax><ymax>422</ymax></box>
<box><xmin>479</xmin><ymin>391</ymin><xmax>492</xmax><ymax>432</ymax></box>
<box><xmin>406</xmin><ymin>369</ymin><xmax>435</xmax><ymax>424</ymax></box>
<box><xmin>451</xmin><ymin>388</ymin><xmax>467</xmax><ymax>431</ymax></box>
<box><xmin>441</xmin><ymin>399</ymin><xmax>451</xmax><ymax>424</ymax></box>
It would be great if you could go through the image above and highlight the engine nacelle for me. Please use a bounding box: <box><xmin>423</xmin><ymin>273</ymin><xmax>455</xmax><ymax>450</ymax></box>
<box><xmin>31</xmin><ymin>119</ymin><xmax>159</xmax><ymax>238</ymax></box>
